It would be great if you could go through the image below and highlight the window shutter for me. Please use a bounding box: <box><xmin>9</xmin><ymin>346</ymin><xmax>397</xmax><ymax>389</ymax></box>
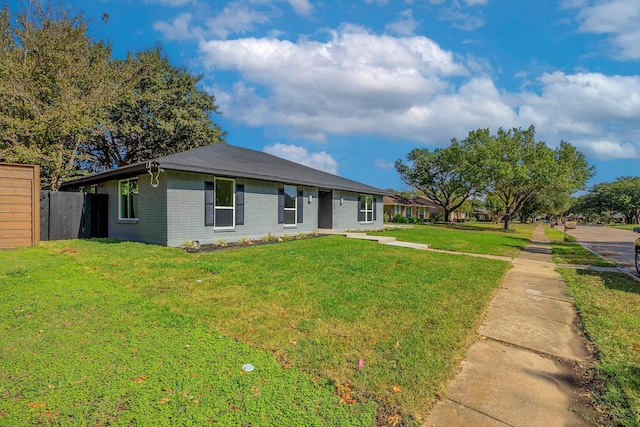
<box><xmin>236</xmin><ymin>184</ymin><xmax>244</xmax><ymax>225</ymax></box>
<box><xmin>278</xmin><ymin>187</ymin><xmax>284</xmax><ymax>224</ymax></box>
<box><xmin>205</xmin><ymin>181</ymin><xmax>214</xmax><ymax>226</ymax></box>
<box><xmin>297</xmin><ymin>190</ymin><xmax>304</xmax><ymax>224</ymax></box>
<box><xmin>357</xmin><ymin>196</ymin><xmax>364</xmax><ymax>221</ymax></box>
<box><xmin>373</xmin><ymin>197</ymin><xmax>377</xmax><ymax>221</ymax></box>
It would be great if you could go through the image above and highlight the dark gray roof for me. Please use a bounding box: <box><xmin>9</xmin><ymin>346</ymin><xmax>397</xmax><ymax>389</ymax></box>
<box><xmin>62</xmin><ymin>143</ymin><xmax>389</xmax><ymax>195</ymax></box>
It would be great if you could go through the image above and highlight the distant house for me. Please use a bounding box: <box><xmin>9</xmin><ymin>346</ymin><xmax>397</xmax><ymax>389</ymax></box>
<box><xmin>61</xmin><ymin>144</ymin><xmax>388</xmax><ymax>247</ymax></box>
<box><xmin>383</xmin><ymin>194</ymin><xmax>433</xmax><ymax>221</ymax></box>
<box><xmin>474</xmin><ymin>208</ymin><xmax>491</xmax><ymax>221</ymax></box>
<box><xmin>413</xmin><ymin>195</ymin><xmax>467</xmax><ymax>221</ymax></box>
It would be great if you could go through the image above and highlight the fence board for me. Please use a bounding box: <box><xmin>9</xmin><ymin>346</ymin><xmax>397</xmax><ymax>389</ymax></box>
<box><xmin>0</xmin><ymin>177</ymin><xmax>32</xmax><ymax>188</ymax></box>
<box><xmin>0</xmin><ymin>221</ymin><xmax>31</xmax><ymax>230</ymax></box>
<box><xmin>0</xmin><ymin>212</ymin><xmax>31</xmax><ymax>222</ymax></box>
<box><xmin>0</xmin><ymin>237</ymin><xmax>31</xmax><ymax>249</ymax></box>
<box><xmin>40</xmin><ymin>192</ymin><xmax>108</xmax><ymax>241</ymax></box>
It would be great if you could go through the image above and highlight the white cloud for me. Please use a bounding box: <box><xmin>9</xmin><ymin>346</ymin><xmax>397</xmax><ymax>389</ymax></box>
<box><xmin>515</xmin><ymin>72</ymin><xmax>640</xmax><ymax>159</ymax></box>
<box><xmin>205</xmin><ymin>3</ymin><xmax>270</xmax><ymax>39</ymax></box>
<box><xmin>575</xmin><ymin>0</ymin><xmax>640</xmax><ymax>59</ymax></box>
<box><xmin>375</xmin><ymin>159</ymin><xmax>395</xmax><ymax>170</ymax></box>
<box><xmin>263</xmin><ymin>143</ymin><xmax>339</xmax><ymax>174</ymax></box>
<box><xmin>200</xmin><ymin>24</ymin><xmax>471</xmax><ymax>142</ymax></box>
<box><xmin>154</xmin><ymin>3</ymin><xmax>269</xmax><ymax>40</ymax></box>
<box><xmin>153</xmin><ymin>13</ymin><xmax>202</xmax><ymax>41</ymax></box>
<box><xmin>285</xmin><ymin>0</ymin><xmax>313</xmax><ymax>16</ymax></box>
<box><xmin>386</xmin><ymin>9</ymin><xmax>420</xmax><ymax>36</ymax></box>
<box><xmin>199</xmin><ymin>22</ymin><xmax>640</xmax><ymax>162</ymax></box>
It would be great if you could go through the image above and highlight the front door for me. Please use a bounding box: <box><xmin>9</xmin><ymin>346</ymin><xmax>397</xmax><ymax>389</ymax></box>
<box><xmin>318</xmin><ymin>190</ymin><xmax>333</xmax><ymax>229</ymax></box>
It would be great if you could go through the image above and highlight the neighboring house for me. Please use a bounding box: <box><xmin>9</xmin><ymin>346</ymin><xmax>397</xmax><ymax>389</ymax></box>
<box><xmin>383</xmin><ymin>195</ymin><xmax>433</xmax><ymax>220</ymax></box>
<box><xmin>60</xmin><ymin>144</ymin><xmax>388</xmax><ymax>247</ymax></box>
<box><xmin>413</xmin><ymin>196</ymin><xmax>467</xmax><ymax>221</ymax></box>
<box><xmin>474</xmin><ymin>208</ymin><xmax>492</xmax><ymax>221</ymax></box>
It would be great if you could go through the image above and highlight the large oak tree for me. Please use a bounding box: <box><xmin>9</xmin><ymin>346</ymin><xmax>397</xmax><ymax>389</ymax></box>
<box><xmin>461</xmin><ymin>126</ymin><xmax>594</xmax><ymax>229</ymax></box>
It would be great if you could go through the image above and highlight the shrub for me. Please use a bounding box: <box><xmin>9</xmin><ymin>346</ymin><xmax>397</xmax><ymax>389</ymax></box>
<box><xmin>393</xmin><ymin>214</ymin><xmax>409</xmax><ymax>224</ymax></box>
<box><xmin>180</xmin><ymin>239</ymin><xmax>200</xmax><ymax>250</ymax></box>
<box><xmin>214</xmin><ymin>238</ymin><xmax>227</xmax><ymax>247</ymax></box>
<box><xmin>262</xmin><ymin>232</ymin><xmax>277</xmax><ymax>243</ymax></box>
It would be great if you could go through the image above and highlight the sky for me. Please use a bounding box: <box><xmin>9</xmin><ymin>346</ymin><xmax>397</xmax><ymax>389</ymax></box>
<box><xmin>14</xmin><ymin>0</ymin><xmax>640</xmax><ymax>191</ymax></box>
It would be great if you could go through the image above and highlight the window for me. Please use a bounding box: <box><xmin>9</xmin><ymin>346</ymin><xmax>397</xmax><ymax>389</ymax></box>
<box><xmin>359</xmin><ymin>195</ymin><xmax>373</xmax><ymax>223</ymax></box>
<box><xmin>205</xmin><ymin>178</ymin><xmax>235</xmax><ymax>228</ymax></box>
<box><xmin>284</xmin><ymin>185</ymin><xmax>297</xmax><ymax>226</ymax></box>
<box><xmin>119</xmin><ymin>178</ymin><xmax>138</xmax><ymax>220</ymax></box>
<box><xmin>418</xmin><ymin>207</ymin><xmax>425</xmax><ymax>219</ymax></box>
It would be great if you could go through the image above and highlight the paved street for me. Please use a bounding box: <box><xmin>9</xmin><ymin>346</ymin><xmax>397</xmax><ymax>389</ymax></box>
<box><xmin>564</xmin><ymin>224</ymin><xmax>638</xmax><ymax>272</ymax></box>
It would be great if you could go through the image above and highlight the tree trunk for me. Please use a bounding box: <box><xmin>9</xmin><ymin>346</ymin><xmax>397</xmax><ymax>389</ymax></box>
<box><xmin>503</xmin><ymin>213</ymin><xmax>511</xmax><ymax>230</ymax></box>
<box><xmin>444</xmin><ymin>209</ymin><xmax>452</xmax><ymax>223</ymax></box>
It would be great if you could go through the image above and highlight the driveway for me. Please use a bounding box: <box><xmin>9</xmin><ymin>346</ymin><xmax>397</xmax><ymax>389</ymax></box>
<box><xmin>564</xmin><ymin>224</ymin><xmax>637</xmax><ymax>272</ymax></box>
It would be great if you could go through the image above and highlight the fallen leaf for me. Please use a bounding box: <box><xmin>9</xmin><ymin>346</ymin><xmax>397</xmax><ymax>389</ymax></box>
<box><xmin>283</xmin><ymin>362</ymin><xmax>292</xmax><ymax>369</ymax></box>
<box><xmin>159</xmin><ymin>398</ymin><xmax>170</xmax><ymax>404</ymax></box>
<box><xmin>28</xmin><ymin>402</ymin><xmax>46</xmax><ymax>408</ymax></box>
<box><xmin>132</xmin><ymin>376</ymin><xmax>146</xmax><ymax>383</ymax></box>
<box><xmin>392</xmin><ymin>384</ymin><xmax>402</xmax><ymax>393</ymax></box>
<box><xmin>395</xmin><ymin>341</ymin><xmax>400</xmax><ymax>348</ymax></box>
<box><xmin>132</xmin><ymin>348</ymin><xmax>139</xmax><ymax>354</ymax></box>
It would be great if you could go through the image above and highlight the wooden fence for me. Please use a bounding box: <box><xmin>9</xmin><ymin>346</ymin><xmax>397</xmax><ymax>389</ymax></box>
<box><xmin>40</xmin><ymin>192</ymin><xmax>108</xmax><ymax>241</ymax></box>
<box><xmin>0</xmin><ymin>163</ymin><xmax>40</xmax><ymax>249</ymax></box>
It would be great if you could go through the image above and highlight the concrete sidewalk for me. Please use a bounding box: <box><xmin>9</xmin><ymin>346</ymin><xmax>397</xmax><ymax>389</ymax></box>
<box><xmin>424</xmin><ymin>226</ymin><xmax>595</xmax><ymax>426</ymax></box>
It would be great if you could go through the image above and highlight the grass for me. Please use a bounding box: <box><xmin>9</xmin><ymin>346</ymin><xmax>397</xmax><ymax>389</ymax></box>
<box><xmin>557</xmin><ymin>268</ymin><xmax>640</xmax><ymax>426</ymax></box>
<box><xmin>606</xmin><ymin>224</ymin><xmax>639</xmax><ymax>231</ymax></box>
<box><xmin>0</xmin><ymin>245</ymin><xmax>376</xmax><ymax>426</ymax></box>
<box><xmin>370</xmin><ymin>222</ymin><xmax>535</xmax><ymax>258</ymax></box>
<box><xmin>544</xmin><ymin>226</ymin><xmax>617</xmax><ymax>267</ymax></box>
<box><xmin>0</xmin><ymin>236</ymin><xmax>511</xmax><ymax>424</ymax></box>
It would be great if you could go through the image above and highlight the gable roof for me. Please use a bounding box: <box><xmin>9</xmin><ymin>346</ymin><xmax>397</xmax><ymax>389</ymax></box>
<box><xmin>61</xmin><ymin>143</ymin><xmax>390</xmax><ymax>195</ymax></box>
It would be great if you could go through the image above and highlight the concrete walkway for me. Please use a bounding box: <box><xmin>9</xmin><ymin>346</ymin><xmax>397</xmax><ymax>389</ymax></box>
<box><xmin>338</xmin><ymin>227</ymin><xmax>597</xmax><ymax>425</ymax></box>
<box><xmin>424</xmin><ymin>226</ymin><xmax>594</xmax><ymax>426</ymax></box>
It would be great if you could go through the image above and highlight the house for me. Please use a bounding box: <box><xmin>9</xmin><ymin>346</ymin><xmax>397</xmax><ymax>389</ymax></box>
<box><xmin>413</xmin><ymin>196</ymin><xmax>467</xmax><ymax>221</ymax></box>
<box><xmin>60</xmin><ymin>144</ymin><xmax>388</xmax><ymax>247</ymax></box>
<box><xmin>383</xmin><ymin>195</ymin><xmax>434</xmax><ymax>221</ymax></box>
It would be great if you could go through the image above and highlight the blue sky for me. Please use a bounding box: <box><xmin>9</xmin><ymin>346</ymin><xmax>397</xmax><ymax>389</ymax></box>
<box><xmin>24</xmin><ymin>0</ymin><xmax>640</xmax><ymax>191</ymax></box>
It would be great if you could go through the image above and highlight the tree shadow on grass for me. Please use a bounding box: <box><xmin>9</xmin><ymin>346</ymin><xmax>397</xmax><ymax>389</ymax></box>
<box><xmin>575</xmin><ymin>269</ymin><xmax>640</xmax><ymax>295</ymax></box>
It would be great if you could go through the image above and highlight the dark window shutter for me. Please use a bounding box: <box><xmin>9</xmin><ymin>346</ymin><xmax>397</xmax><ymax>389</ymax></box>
<box><xmin>373</xmin><ymin>197</ymin><xmax>377</xmax><ymax>221</ymax></box>
<box><xmin>357</xmin><ymin>196</ymin><xmax>364</xmax><ymax>221</ymax></box>
<box><xmin>297</xmin><ymin>190</ymin><xmax>304</xmax><ymax>224</ymax></box>
<box><xmin>236</xmin><ymin>184</ymin><xmax>244</xmax><ymax>225</ymax></box>
<box><xmin>205</xmin><ymin>181</ymin><xmax>214</xmax><ymax>226</ymax></box>
<box><xmin>278</xmin><ymin>187</ymin><xmax>285</xmax><ymax>224</ymax></box>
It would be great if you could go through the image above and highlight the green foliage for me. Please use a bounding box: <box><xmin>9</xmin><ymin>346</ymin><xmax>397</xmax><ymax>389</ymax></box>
<box><xmin>558</xmin><ymin>269</ymin><xmax>640</xmax><ymax>426</ymax></box>
<box><xmin>395</xmin><ymin>141</ymin><xmax>485</xmax><ymax>222</ymax></box>
<box><xmin>0</xmin><ymin>2</ymin><xmax>225</xmax><ymax>187</ymax></box>
<box><xmin>460</xmin><ymin>126</ymin><xmax>594</xmax><ymax>229</ymax></box>
<box><xmin>84</xmin><ymin>48</ymin><xmax>225</xmax><ymax>171</ymax></box>
<box><xmin>0</xmin><ymin>2</ymin><xmax>129</xmax><ymax>189</ymax></box>
<box><xmin>574</xmin><ymin>177</ymin><xmax>640</xmax><ymax>224</ymax></box>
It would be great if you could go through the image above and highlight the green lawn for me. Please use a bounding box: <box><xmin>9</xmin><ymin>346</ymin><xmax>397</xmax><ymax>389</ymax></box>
<box><xmin>544</xmin><ymin>226</ymin><xmax>617</xmax><ymax>267</ymax></box>
<box><xmin>558</xmin><ymin>269</ymin><xmax>640</xmax><ymax>426</ymax></box>
<box><xmin>0</xmin><ymin>236</ymin><xmax>511</xmax><ymax>425</ymax></box>
<box><xmin>370</xmin><ymin>222</ymin><xmax>535</xmax><ymax>258</ymax></box>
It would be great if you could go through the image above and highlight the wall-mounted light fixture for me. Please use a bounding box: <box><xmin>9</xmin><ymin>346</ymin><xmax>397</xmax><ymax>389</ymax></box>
<box><xmin>340</xmin><ymin>197</ymin><xmax>344</xmax><ymax>205</ymax></box>
<box><xmin>308</xmin><ymin>194</ymin><xmax>313</xmax><ymax>203</ymax></box>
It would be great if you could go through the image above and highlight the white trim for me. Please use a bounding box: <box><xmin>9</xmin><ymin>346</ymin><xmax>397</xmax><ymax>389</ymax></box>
<box><xmin>214</xmin><ymin>177</ymin><xmax>235</xmax><ymax>230</ymax></box>
<box><xmin>118</xmin><ymin>177</ymin><xmax>139</xmax><ymax>221</ymax></box>
<box><xmin>283</xmin><ymin>184</ymin><xmax>297</xmax><ymax>227</ymax></box>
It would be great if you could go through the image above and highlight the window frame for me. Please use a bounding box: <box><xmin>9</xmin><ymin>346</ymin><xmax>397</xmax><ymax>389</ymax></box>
<box><xmin>359</xmin><ymin>194</ymin><xmax>374</xmax><ymax>223</ymax></box>
<box><xmin>283</xmin><ymin>184</ymin><xmax>297</xmax><ymax>227</ymax></box>
<box><xmin>216</xmin><ymin>177</ymin><xmax>235</xmax><ymax>230</ymax></box>
<box><xmin>118</xmin><ymin>177</ymin><xmax>139</xmax><ymax>221</ymax></box>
